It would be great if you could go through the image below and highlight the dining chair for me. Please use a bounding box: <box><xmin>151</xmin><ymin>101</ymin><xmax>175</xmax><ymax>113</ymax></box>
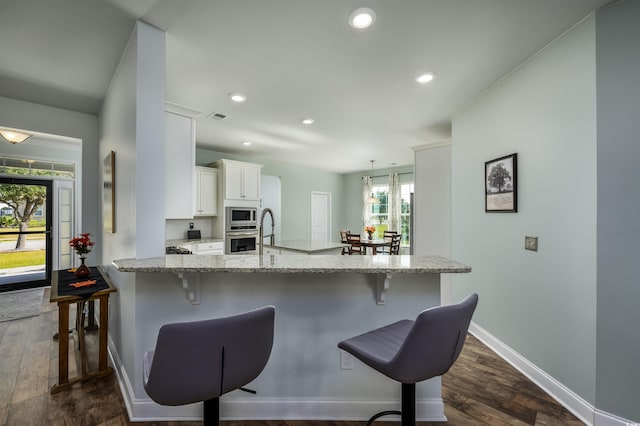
<box><xmin>346</xmin><ymin>233</ymin><xmax>365</xmax><ymax>255</ymax></box>
<box><xmin>379</xmin><ymin>231</ymin><xmax>397</xmax><ymax>254</ymax></box>
<box><xmin>389</xmin><ymin>234</ymin><xmax>402</xmax><ymax>255</ymax></box>
<box><xmin>340</xmin><ymin>230</ymin><xmax>350</xmax><ymax>255</ymax></box>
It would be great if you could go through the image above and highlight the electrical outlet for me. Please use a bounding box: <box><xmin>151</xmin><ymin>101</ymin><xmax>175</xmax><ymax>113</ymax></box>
<box><xmin>189</xmin><ymin>222</ymin><xmax>194</xmax><ymax>230</ymax></box>
<box><xmin>340</xmin><ymin>350</ymin><xmax>353</xmax><ymax>370</ymax></box>
<box><xmin>525</xmin><ymin>236</ymin><xmax>538</xmax><ymax>251</ymax></box>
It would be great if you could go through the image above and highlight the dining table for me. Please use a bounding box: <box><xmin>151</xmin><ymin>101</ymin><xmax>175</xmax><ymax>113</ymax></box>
<box><xmin>357</xmin><ymin>237</ymin><xmax>391</xmax><ymax>255</ymax></box>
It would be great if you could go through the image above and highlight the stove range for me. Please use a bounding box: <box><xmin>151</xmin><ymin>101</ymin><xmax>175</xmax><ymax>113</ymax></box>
<box><xmin>165</xmin><ymin>246</ymin><xmax>192</xmax><ymax>255</ymax></box>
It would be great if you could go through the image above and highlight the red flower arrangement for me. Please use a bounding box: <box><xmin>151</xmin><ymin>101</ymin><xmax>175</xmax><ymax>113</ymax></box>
<box><xmin>69</xmin><ymin>233</ymin><xmax>95</xmax><ymax>256</ymax></box>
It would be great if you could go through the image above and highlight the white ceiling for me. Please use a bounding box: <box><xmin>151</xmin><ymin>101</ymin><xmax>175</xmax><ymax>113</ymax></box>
<box><xmin>0</xmin><ymin>0</ymin><xmax>611</xmax><ymax>173</ymax></box>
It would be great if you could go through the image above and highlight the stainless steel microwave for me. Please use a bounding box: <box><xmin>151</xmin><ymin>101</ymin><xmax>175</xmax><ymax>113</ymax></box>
<box><xmin>225</xmin><ymin>206</ymin><xmax>258</xmax><ymax>231</ymax></box>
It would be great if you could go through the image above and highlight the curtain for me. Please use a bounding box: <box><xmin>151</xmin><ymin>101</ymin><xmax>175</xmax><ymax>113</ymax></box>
<box><xmin>388</xmin><ymin>172</ymin><xmax>401</xmax><ymax>233</ymax></box>
<box><xmin>362</xmin><ymin>176</ymin><xmax>373</xmax><ymax>231</ymax></box>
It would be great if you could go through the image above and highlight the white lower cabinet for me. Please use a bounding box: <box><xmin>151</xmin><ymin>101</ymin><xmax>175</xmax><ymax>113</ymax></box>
<box><xmin>181</xmin><ymin>241</ymin><xmax>224</xmax><ymax>255</ymax></box>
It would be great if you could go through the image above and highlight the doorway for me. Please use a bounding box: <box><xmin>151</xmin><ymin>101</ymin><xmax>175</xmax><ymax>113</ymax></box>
<box><xmin>311</xmin><ymin>191</ymin><xmax>331</xmax><ymax>243</ymax></box>
<box><xmin>0</xmin><ymin>177</ymin><xmax>53</xmax><ymax>292</ymax></box>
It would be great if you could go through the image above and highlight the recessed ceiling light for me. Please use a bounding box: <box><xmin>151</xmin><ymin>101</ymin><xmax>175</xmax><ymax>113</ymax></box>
<box><xmin>230</xmin><ymin>93</ymin><xmax>246</xmax><ymax>103</ymax></box>
<box><xmin>301</xmin><ymin>118</ymin><xmax>314</xmax><ymax>125</ymax></box>
<box><xmin>242</xmin><ymin>141</ymin><xmax>252</xmax><ymax>146</ymax></box>
<box><xmin>349</xmin><ymin>7</ymin><xmax>376</xmax><ymax>30</ymax></box>
<box><xmin>415</xmin><ymin>72</ymin><xmax>435</xmax><ymax>84</ymax></box>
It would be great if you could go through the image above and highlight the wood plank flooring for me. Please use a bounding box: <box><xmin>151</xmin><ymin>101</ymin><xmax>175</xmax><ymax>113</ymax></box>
<box><xmin>0</xmin><ymin>288</ymin><xmax>584</xmax><ymax>425</ymax></box>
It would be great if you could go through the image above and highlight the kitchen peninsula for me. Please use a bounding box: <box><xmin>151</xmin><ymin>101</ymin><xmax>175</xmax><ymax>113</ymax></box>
<box><xmin>109</xmin><ymin>254</ymin><xmax>470</xmax><ymax>422</ymax></box>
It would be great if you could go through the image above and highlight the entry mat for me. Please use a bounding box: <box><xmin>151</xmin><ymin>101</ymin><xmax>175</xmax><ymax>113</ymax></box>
<box><xmin>0</xmin><ymin>288</ymin><xmax>44</xmax><ymax>323</ymax></box>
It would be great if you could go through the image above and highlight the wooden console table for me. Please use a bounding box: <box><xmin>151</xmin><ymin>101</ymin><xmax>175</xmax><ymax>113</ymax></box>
<box><xmin>50</xmin><ymin>265</ymin><xmax>117</xmax><ymax>393</ymax></box>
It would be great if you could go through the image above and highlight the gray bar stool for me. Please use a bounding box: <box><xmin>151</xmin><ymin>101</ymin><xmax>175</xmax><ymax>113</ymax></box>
<box><xmin>143</xmin><ymin>306</ymin><xmax>275</xmax><ymax>425</ymax></box>
<box><xmin>338</xmin><ymin>294</ymin><xmax>478</xmax><ymax>425</ymax></box>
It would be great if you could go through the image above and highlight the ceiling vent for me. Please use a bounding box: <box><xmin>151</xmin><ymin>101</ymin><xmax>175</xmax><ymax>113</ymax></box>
<box><xmin>207</xmin><ymin>112</ymin><xmax>227</xmax><ymax>120</ymax></box>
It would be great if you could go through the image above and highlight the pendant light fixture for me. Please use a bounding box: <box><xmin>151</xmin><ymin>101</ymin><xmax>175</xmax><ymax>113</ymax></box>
<box><xmin>0</xmin><ymin>129</ymin><xmax>32</xmax><ymax>144</ymax></box>
<box><xmin>366</xmin><ymin>160</ymin><xmax>380</xmax><ymax>205</ymax></box>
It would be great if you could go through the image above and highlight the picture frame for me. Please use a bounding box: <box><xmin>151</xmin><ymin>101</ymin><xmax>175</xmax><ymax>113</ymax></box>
<box><xmin>103</xmin><ymin>151</ymin><xmax>116</xmax><ymax>233</ymax></box>
<box><xmin>485</xmin><ymin>153</ymin><xmax>517</xmax><ymax>212</ymax></box>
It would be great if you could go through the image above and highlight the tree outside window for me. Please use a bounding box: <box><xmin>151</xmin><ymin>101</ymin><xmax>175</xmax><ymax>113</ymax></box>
<box><xmin>370</xmin><ymin>183</ymin><xmax>413</xmax><ymax>246</ymax></box>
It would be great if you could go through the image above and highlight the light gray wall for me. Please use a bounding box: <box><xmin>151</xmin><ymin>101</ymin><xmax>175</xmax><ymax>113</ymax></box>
<box><xmin>414</xmin><ymin>143</ymin><xmax>452</xmax><ymax>302</ymax></box>
<box><xmin>595</xmin><ymin>0</ymin><xmax>640</xmax><ymax>420</ymax></box>
<box><xmin>451</xmin><ymin>15</ymin><xmax>597</xmax><ymax>405</ymax></box>
<box><xmin>413</xmin><ymin>143</ymin><xmax>450</xmax><ymax>257</ymax></box>
<box><xmin>196</xmin><ymin>148</ymin><xmax>346</xmax><ymax>241</ymax></box>
<box><xmin>0</xmin><ymin>95</ymin><xmax>100</xmax><ymax>259</ymax></box>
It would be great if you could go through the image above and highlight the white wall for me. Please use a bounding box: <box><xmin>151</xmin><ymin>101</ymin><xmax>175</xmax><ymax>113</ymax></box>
<box><xmin>451</xmin><ymin>15</ymin><xmax>597</xmax><ymax>407</ymax></box>
<box><xmin>99</xmin><ymin>20</ymin><xmax>166</xmax><ymax>399</ymax></box>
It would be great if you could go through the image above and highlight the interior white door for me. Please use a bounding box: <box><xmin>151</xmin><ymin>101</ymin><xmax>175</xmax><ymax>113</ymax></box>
<box><xmin>311</xmin><ymin>191</ymin><xmax>331</xmax><ymax>243</ymax></box>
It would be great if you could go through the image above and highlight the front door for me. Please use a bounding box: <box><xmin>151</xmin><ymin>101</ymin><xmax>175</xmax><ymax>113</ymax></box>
<box><xmin>0</xmin><ymin>177</ymin><xmax>53</xmax><ymax>292</ymax></box>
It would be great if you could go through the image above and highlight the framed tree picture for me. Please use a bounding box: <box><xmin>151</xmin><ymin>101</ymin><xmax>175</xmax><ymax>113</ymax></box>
<box><xmin>103</xmin><ymin>151</ymin><xmax>116</xmax><ymax>232</ymax></box>
<box><xmin>485</xmin><ymin>153</ymin><xmax>517</xmax><ymax>212</ymax></box>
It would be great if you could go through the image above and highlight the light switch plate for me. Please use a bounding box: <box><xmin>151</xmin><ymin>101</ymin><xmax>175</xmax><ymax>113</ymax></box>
<box><xmin>525</xmin><ymin>236</ymin><xmax>538</xmax><ymax>251</ymax></box>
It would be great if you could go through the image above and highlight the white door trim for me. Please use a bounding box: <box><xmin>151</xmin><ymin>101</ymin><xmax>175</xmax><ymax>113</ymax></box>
<box><xmin>310</xmin><ymin>191</ymin><xmax>331</xmax><ymax>243</ymax></box>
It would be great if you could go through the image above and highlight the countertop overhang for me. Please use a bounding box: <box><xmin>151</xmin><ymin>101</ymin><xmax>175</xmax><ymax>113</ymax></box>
<box><xmin>112</xmin><ymin>254</ymin><xmax>470</xmax><ymax>305</ymax></box>
<box><xmin>112</xmin><ymin>254</ymin><xmax>471</xmax><ymax>274</ymax></box>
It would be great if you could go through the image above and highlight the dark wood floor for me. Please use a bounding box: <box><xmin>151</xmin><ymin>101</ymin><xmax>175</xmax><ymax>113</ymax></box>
<box><xmin>0</xmin><ymin>288</ymin><xmax>584</xmax><ymax>425</ymax></box>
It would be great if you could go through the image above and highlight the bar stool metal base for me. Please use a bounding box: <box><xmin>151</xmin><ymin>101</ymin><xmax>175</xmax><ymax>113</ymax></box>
<box><xmin>203</xmin><ymin>397</ymin><xmax>219</xmax><ymax>426</ymax></box>
<box><xmin>366</xmin><ymin>383</ymin><xmax>416</xmax><ymax>426</ymax></box>
<box><xmin>366</xmin><ymin>410</ymin><xmax>401</xmax><ymax>425</ymax></box>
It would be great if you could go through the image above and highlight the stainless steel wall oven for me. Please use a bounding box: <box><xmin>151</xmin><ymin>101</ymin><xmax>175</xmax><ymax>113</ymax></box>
<box><xmin>225</xmin><ymin>206</ymin><xmax>258</xmax><ymax>254</ymax></box>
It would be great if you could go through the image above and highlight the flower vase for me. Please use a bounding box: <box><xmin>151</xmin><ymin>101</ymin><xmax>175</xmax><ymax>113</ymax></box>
<box><xmin>75</xmin><ymin>257</ymin><xmax>90</xmax><ymax>279</ymax></box>
<box><xmin>367</xmin><ymin>232</ymin><xmax>373</xmax><ymax>240</ymax></box>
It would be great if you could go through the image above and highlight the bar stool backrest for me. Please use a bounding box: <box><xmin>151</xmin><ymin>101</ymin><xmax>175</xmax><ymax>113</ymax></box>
<box><xmin>143</xmin><ymin>306</ymin><xmax>275</xmax><ymax>406</ymax></box>
<box><xmin>390</xmin><ymin>293</ymin><xmax>478</xmax><ymax>382</ymax></box>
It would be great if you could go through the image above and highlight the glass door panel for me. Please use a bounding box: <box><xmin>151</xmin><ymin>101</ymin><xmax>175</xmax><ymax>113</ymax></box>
<box><xmin>0</xmin><ymin>178</ymin><xmax>52</xmax><ymax>291</ymax></box>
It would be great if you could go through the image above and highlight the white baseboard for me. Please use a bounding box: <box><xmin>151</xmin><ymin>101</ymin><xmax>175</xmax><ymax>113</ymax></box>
<box><xmin>595</xmin><ymin>410</ymin><xmax>640</xmax><ymax>426</ymax></box>
<box><xmin>469</xmin><ymin>323</ymin><xmax>639</xmax><ymax>426</ymax></box>
<box><xmin>108</xmin><ymin>324</ymin><xmax>636</xmax><ymax>425</ymax></box>
<box><xmin>121</xmin><ymin>394</ymin><xmax>446</xmax><ymax>422</ymax></box>
<box><xmin>469</xmin><ymin>322</ymin><xmax>595</xmax><ymax>425</ymax></box>
<box><xmin>108</xmin><ymin>338</ymin><xmax>445</xmax><ymax>422</ymax></box>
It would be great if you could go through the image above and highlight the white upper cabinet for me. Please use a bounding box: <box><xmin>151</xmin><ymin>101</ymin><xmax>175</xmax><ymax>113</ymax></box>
<box><xmin>241</xmin><ymin>165</ymin><xmax>260</xmax><ymax>201</ymax></box>
<box><xmin>212</xmin><ymin>159</ymin><xmax>262</xmax><ymax>201</ymax></box>
<box><xmin>165</xmin><ymin>111</ymin><xmax>195</xmax><ymax>219</ymax></box>
<box><xmin>194</xmin><ymin>166</ymin><xmax>218</xmax><ymax>216</ymax></box>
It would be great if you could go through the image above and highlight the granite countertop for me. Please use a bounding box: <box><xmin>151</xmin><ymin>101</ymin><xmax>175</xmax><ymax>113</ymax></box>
<box><xmin>166</xmin><ymin>238</ymin><xmax>224</xmax><ymax>247</ymax></box>
<box><xmin>112</xmin><ymin>254</ymin><xmax>471</xmax><ymax>274</ymax></box>
<box><xmin>264</xmin><ymin>240</ymin><xmax>348</xmax><ymax>253</ymax></box>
